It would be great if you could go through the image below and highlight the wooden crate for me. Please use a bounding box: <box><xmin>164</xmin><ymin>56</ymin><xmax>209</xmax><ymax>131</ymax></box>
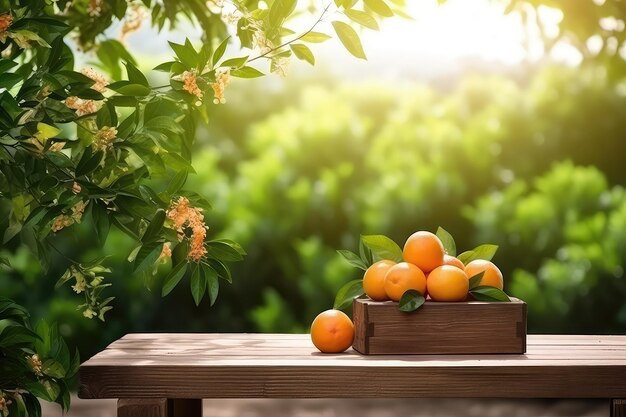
<box><xmin>352</xmin><ymin>297</ymin><xmax>527</xmax><ymax>355</ymax></box>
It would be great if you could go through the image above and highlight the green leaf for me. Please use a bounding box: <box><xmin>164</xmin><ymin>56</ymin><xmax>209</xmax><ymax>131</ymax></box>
<box><xmin>331</xmin><ymin>21</ymin><xmax>367</xmax><ymax>60</ymax></box>
<box><xmin>92</xmin><ymin>203</ymin><xmax>111</xmax><ymax>247</ymax></box>
<box><xmin>166</xmin><ymin>170</ymin><xmax>187</xmax><ymax>195</ymax></box>
<box><xmin>333</xmin><ymin>279</ymin><xmax>364</xmax><ymax>310</ymax></box>
<box><xmin>359</xmin><ymin>238</ymin><xmax>373</xmax><ymax>266</ymax></box>
<box><xmin>212</xmin><ymin>37</ymin><xmax>230</xmax><ymax>67</ymax></box>
<box><xmin>35</xmin><ymin>122</ymin><xmax>61</xmax><ymax>140</ymax></box>
<box><xmin>364</xmin><ymin>0</ymin><xmax>394</xmax><ymax>17</ymax></box>
<box><xmin>269</xmin><ymin>0</ymin><xmax>297</xmax><ymax>28</ymax></box>
<box><xmin>399</xmin><ymin>289</ymin><xmax>425</xmax><ymax>312</ymax></box>
<box><xmin>24</xmin><ymin>206</ymin><xmax>48</xmax><ymax>228</ymax></box>
<box><xmin>42</xmin><ymin>359</ymin><xmax>66</xmax><ymax>378</ymax></box>
<box><xmin>0</xmin><ymin>325</ymin><xmax>41</xmax><ymax>347</ymax></box>
<box><xmin>470</xmin><ymin>286</ymin><xmax>510</xmax><ymax>302</ymax></box>
<box><xmin>203</xmin><ymin>264</ymin><xmax>219</xmax><ymax>306</ymax></box>
<box><xmin>337</xmin><ymin>250</ymin><xmax>368</xmax><ymax>270</ymax></box>
<box><xmin>76</xmin><ymin>149</ymin><xmax>104</xmax><ymax>177</ymax></box>
<box><xmin>133</xmin><ymin>241</ymin><xmax>164</xmax><ymax>273</ymax></box>
<box><xmin>300</xmin><ymin>32</ymin><xmax>332</xmax><ymax>43</ymax></box>
<box><xmin>436</xmin><ymin>226</ymin><xmax>456</xmax><ymax>256</ymax></box>
<box><xmin>208</xmin><ymin>259</ymin><xmax>232</xmax><ymax>283</ymax></box>
<box><xmin>108</xmin><ymin>82</ymin><xmax>151</xmax><ymax>96</ymax></box>
<box><xmin>169</xmin><ymin>40</ymin><xmax>199</xmax><ymax>69</ymax></box>
<box><xmin>97</xmin><ymin>39</ymin><xmax>137</xmax><ymax>80</ymax></box>
<box><xmin>162</xmin><ymin>262</ymin><xmax>188</xmax><ymax>296</ymax></box>
<box><xmin>468</xmin><ymin>271</ymin><xmax>485</xmax><ymax>289</ymax></box>
<box><xmin>191</xmin><ymin>265</ymin><xmax>207</xmax><ymax>306</ymax></box>
<box><xmin>457</xmin><ymin>244</ymin><xmax>499</xmax><ymax>264</ymax></box>
<box><xmin>124</xmin><ymin>61</ymin><xmax>149</xmax><ymax>86</ymax></box>
<box><xmin>206</xmin><ymin>240</ymin><xmax>245</xmax><ymax>261</ymax></box>
<box><xmin>344</xmin><ymin>9</ymin><xmax>380</xmax><ymax>30</ymax></box>
<box><xmin>221</xmin><ymin>56</ymin><xmax>249</xmax><ymax>67</ymax></box>
<box><xmin>290</xmin><ymin>44</ymin><xmax>315</xmax><ymax>65</ymax></box>
<box><xmin>231</xmin><ymin>66</ymin><xmax>265</xmax><ymax>78</ymax></box>
<box><xmin>0</xmin><ymin>59</ymin><xmax>18</xmax><ymax>73</ymax></box>
<box><xmin>361</xmin><ymin>235</ymin><xmax>403</xmax><ymax>262</ymax></box>
<box><xmin>141</xmin><ymin>209</ymin><xmax>166</xmax><ymax>244</ymax></box>
<box><xmin>0</xmin><ymin>72</ymin><xmax>23</xmax><ymax>89</ymax></box>
<box><xmin>34</xmin><ymin>320</ymin><xmax>51</xmax><ymax>356</ymax></box>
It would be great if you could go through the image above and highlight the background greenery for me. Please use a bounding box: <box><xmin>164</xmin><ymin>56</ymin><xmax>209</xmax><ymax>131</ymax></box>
<box><xmin>4</xmin><ymin>61</ymin><xmax>626</xmax><ymax>361</ymax></box>
<box><xmin>2</xmin><ymin>0</ymin><xmax>626</xmax><ymax>365</ymax></box>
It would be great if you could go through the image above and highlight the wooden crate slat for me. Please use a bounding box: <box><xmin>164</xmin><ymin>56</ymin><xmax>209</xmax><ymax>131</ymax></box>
<box><xmin>352</xmin><ymin>298</ymin><xmax>526</xmax><ymax>354</ymax></box>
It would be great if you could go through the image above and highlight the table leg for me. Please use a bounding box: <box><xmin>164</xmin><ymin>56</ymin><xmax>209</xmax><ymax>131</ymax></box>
<box><xmin>168</xmin><ymin>399</ymin><xmax>203</xmax><ymax>417</ymax></box>
<box><xmin>117</xmin><ymin>398</ymin><xmax>202</xmax><ymax>417</ymax></box>
<box><xmin>612</xmin><ymin>399</ymin><xmax>626</xmax><ymax>417</ymax></box>
<box><xmin>118</xmin><ymin>399</ymin><xmax>167</xmax><ymax>417</ymax></box>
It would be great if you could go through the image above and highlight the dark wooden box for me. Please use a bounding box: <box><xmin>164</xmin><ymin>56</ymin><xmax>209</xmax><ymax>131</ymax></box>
<box><xmin>352</xmin><ymin>297</ymin><xmax>527</xmax><ymax>355</ymax></box>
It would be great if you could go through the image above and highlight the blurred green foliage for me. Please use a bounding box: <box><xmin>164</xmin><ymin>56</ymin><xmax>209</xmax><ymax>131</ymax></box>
<box><xmin>3</xmin><ymin>63</ymin><xmax>626</xmax><ymax>357</ymax></box>
<box><xmin>195</xmin><ymin>64</ymin><xmax>626</xmax><ymax>335</ymax></box>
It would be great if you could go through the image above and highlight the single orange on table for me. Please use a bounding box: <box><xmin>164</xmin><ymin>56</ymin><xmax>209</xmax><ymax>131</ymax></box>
<box><xmin>363</xmin><ymin>259</ymin><xmax>396</xmax><ymax>301</ymax></box>
<box><xmin>426</xmin><ymin>265</ymin><xmax>469</xmax><ymax>302</ymax></box>
<box><xmin>310</xmin><ymin>309</ymin><xmax>354</xmax><ymax>353</ymax></box>
<box><xmin>384</xmin><ymin>262</ymin><xmax>426</xmax><ymax>302</ymax></box>
<box><xmin>464</xmin><ymin>259</ymin><xmax>504</xmax><ymax>290</ymax></box>
<box><xmin>443</xmin><ymin>254</ymin><xmax>464</xmax><ymax>269</ymax></box>
<box><xmin>403</xmin><ymin>231</ymin><xmax>445</xmax><ymax>273</ymax></box>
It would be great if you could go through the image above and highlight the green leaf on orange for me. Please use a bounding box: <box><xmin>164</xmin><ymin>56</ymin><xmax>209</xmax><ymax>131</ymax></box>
<box><xmin>457</xmin><ymin>244</ymin><xmax>498</xmax><ymax>264</ymax></box>
<box><xmin>470</xmin><ymin>286</ymin><xmax>510</xmax><ymax>302</ymax></box>
<box><xmin>398</xmin><ymin>289</ymin><xmax>425</xmax><ymax>312</ymax></box>
<box><xmin>468</xmin><ymin>271</ymin><xmax>485</xmax><ymax>289</ymax></box>
<box><xmin>333</xmin><ymin>279</ymin><xmax>364</xmax><ymax>310</ymax></box>
<box><xmin>436</xmin><ymin>226</ymin><xmax>456</xmax><ymax>256</ymax></box>
<box><xmin>337</xmin><ymin>250</ymin><xmax>368</xmax><ymax>270</ymax></box>
<box><xmin>361</xmin><ymin>234</ymin><xmax>403</xmax><ymax>263</ymax></box>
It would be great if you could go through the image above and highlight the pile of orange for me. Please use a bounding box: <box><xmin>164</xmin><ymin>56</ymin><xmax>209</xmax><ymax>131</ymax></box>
<box><xmin>310</xmin><ymin>230</ymin><xmax>505</xmax><ymax>353</ymax></box>
<box><xmin>367</xmin><ymin>231</ymin><xmax>504</xmax><ymax>303</ymax></box>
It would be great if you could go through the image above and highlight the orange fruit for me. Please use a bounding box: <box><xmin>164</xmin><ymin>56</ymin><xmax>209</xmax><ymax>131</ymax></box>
<box><xmin>426</xmin><ymin>265</ymin><xmax>469</xmax><ymax>302</ymax></box>
<box><xmin>363</xmin><ymin>260</ymin><xmax>396</xmax><ymax>301</ymax></box>
<box><xmin>403</xmin><ymin>231</ymin><xmax>445</xmax><ymax>273</ymax></box>
<box><xmin>464</xmin><ymin>260</ymin><xmax>504</xmax><ymax>290</ymax></box>
<box><xmin>310</xmin><ymin>309</ymin><xmax>354</xmax><ymax>353</ymax></box>
<box><xmin>383</xmin><ymin>262</ymin><xmax>427</xmax><ymax>302</ymax></box>
<box><xmin>443</xmin><ymin>254</ymin><xmax>464</xmax><ymax>269</ymax></box>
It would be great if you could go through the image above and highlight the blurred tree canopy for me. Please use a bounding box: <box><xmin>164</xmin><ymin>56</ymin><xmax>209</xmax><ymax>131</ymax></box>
<box><xmin>507</xmin><ymin>0</ymin><xmax>626</xmax><ymax>80</ymax></box>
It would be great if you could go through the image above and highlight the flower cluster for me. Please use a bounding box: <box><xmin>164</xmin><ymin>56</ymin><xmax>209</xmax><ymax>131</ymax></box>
<box><xmin>81</xmin><ymin>67</ymin><xmax>108</xmax><ymax>93</ymax></box>
<box><xmin>210</xmin><ymin>68</ymin><xmax>231</xmax><ymax>104</ymax></box>
<box><xmin>51</xmin><ymin>200</ymin><xmax>87</xmax><ymax>232</ymax></box>
<box><xmin>83</xmin><ymin>308</ymin><xmax>96</xmax><ymax>319</ymax></box>
<box><xmin>65</xmin><ymin>96</ymin><xmax>101</xmax><ymax>116</ymax></box>
<box><xmin>160</xmin><ymin>242</ymin><xmax>172</xmax><ymax>258</ymax></box>
<box><xmin>120</xmin><ymin>4</ymin><xmax>146</xmax><ymax>41</ymax></box>
<box><xmin>207</xmin><ymin>0</ymin><xmax>225</xmax><ymax>13</ymax></box>
<box><xmin>182</xmin><ymin>70</ymin><xmax>203</xmax><ymax>101</ymax></box>
<box><xmin>87</xmin><ymin>0</ymin><xmax>103</xmax><ymax>17</ymax></box>
<box><xmin>252</xmin><ymin>29</ymin><xmax>273</xmax><ymax>54</ymax></box>
<box><xmin>93</xmin><ymin>126</ymin><xmax>118</xmax><ymax>150</ymax></box>
<box><xmin>0</xmin><ymin>391</ymin><xmax>12</xmax><ymax>416</ymax></box>
<box><xmin>26</xmin><ymin>354</ymin><xmax>43</xmax><ymax>377</ymax></box>
<box><xmin>272</xmin><ymin>57</ymin><xmax>290</xmax><ymax>78</ymax></box>
<box><xmin>0</xmin><ymin>13</ymin><xmax>12</xmax><ymax>38</ymax></box>
<box><xmin>166</xmin><ymin>197</ymin><xmax>208</xmax><ymax>262</ymax></box>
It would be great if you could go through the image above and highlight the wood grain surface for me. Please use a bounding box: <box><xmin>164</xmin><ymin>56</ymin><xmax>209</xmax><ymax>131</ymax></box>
<box><xmin>79</xmin><ymin>333</ymin><xmax>626</xmax><ymax>400</ymax></box>
<box><xmin>353</xmin><ymin>298</ymin><xmax>527</xmax><ymax>354</ymax></box>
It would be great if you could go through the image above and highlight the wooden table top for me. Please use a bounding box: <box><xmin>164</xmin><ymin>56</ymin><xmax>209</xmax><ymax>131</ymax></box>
<box><xmin>79</xmin><ymin>333</ymin><xmax>626</xmax><ymax>399</ymax></box>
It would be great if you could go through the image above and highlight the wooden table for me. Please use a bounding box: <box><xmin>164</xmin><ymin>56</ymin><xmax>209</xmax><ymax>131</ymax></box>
<box><xmin>79</xmin><ymin>334</ymin><xmax>626</xmax><ymax>417</ymax></box>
